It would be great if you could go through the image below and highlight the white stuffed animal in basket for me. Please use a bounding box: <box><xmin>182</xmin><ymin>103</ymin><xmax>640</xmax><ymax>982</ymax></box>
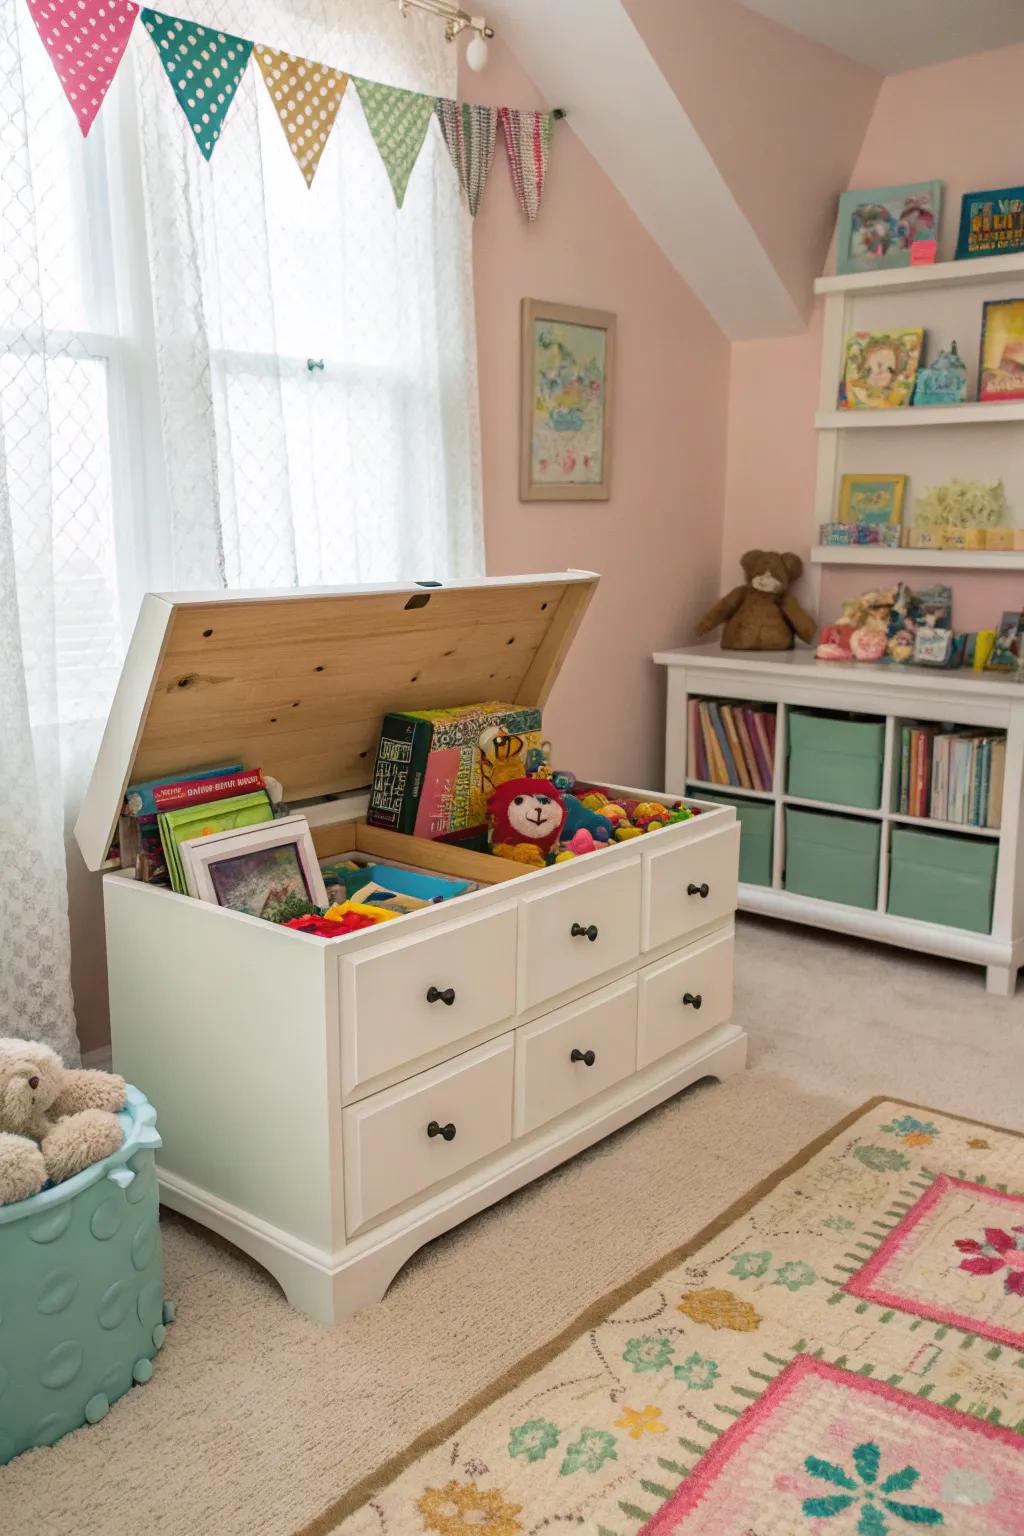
<box><xmin>0</xmin><ymin>1038</ymin><xmax>126</xmax><ymax>1205</ymax></box>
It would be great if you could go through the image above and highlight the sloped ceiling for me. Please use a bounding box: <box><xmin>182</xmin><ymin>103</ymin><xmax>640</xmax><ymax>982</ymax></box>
<box><xmin>738</xmin><ymin>0</ymin><xmax>1024</xmax><ymax>73</ymax></box>
<box><xmin>485</xmin><ymin>0</ymin><xmax>882</xmax><ymax>341</ymax></box>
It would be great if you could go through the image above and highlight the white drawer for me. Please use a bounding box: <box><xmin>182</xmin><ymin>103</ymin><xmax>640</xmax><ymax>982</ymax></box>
<box><xmin>340</xmin><ymin>906</ymin><xmax>517</xmax><ymax>1094</ymax></box>
<box><xmin>342</xmin><ymin>1034</ymin><xmax>514</xmax><ymax>1234</ymax></box>
<box><xmin>643</xmin><ymin>820</ymin><xmax>739</xmax><ymax>951</ymax></box>
<box><xmin>518</xmin><ymin>858</ymin><xmax>641</xmax><ymax>1012</ymax></box>
<box><xmin>514</xmin><ymin>977</ymin><xmax>638</xmax><ymax>1138</ymax></box>
<box><xmin>637</xmin><ymin>928</ymin><xmax>734</xmax><ymax>1070</ymax></box>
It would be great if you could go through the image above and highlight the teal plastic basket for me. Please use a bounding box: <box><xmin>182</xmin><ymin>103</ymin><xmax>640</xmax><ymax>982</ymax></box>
<box><xmin>0</xmin><ymin>1085</ymin><xmax>170</xmax><ymax>1464</ymax></box>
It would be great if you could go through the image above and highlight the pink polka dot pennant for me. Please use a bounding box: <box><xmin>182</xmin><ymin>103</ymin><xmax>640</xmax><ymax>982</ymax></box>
<box><xmin>25</xmin><ymin>0</ymin><xmax>140</xmax><ymax>137</ymax></box>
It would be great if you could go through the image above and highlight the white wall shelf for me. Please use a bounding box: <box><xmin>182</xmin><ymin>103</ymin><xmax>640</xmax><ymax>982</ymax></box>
<box><xmin>656</xmin><ymin>645</ymin><xmax>1024</xmax><ymax>995</ymax></box>
<box><xmin>810</xmin><ymin>547</ymin><xmax>1024</xmax><ymax>571</ymax></box>
<box><xmin>815</xmin><ymin>403</ymin><xmax>1024</xmax><ymax>430</ymax></box>
<box><xmin>814</xmin><ymin>251</ymin><xmax>1024</xmax><ymax>299</ymax></box>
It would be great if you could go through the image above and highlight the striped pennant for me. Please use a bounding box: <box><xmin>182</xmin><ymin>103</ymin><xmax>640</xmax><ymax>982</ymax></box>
<box><xmin>435</xmin><ymin>99</ymin><xmax>497</xmax><ymax>216</ymax></box>
<box><xmin>498</xmin><ymin>106</ymin><xmax>552</xmax><ymax>222</ymax></box>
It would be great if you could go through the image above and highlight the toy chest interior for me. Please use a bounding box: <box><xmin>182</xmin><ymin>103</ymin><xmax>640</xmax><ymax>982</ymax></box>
<box><xmin>76</xmin><ymin>570</ymin><xmax>730</xmax><ymax>912</ymax></box>
<box><xmin>0</xmin><ymin>1089</ymin><xmax>167</xmax><ymax>1465</ymax></box>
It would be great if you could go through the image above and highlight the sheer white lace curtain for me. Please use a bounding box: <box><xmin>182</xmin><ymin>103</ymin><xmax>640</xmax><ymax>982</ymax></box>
<box><xmin>0</xmin><ymin>0</ymin><xmax>485</xmax><ymax>1056</ymax></box>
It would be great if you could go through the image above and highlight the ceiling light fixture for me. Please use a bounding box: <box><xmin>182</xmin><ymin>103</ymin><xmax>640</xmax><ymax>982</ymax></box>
<box><xmin>396</xmin><ymin>0</ymin><xmax>494</xmax><ymax>70</ymax></box>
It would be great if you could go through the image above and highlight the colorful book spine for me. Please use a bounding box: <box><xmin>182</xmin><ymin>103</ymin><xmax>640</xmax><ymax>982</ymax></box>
<box><xmin>989</xmin><ymin>738</ymin><xmax>1006</xmax><ymax>828</ymax></box>
<box><xmin>708</xmin><ymin>704</ymin><xmax>738</xmax><ymax>785</ymax></box>
<box><xmin>750</xmin><ymin>711</ymin><xmax>775</xmax><ymax>790</ymax></box>
<box><xmin>152</xmin><ymin>768</ymin><xmax>265</xmax><ymax>812</ymax></box>
<box><xmin>721</xmin><ymin>707</ymin><xmax>752</xmax><ymax>789</ymax></box>
<box><xmin>734</xmin><ymin>710</ymin><xmax>761</xmax><ymax>790</ymax></box>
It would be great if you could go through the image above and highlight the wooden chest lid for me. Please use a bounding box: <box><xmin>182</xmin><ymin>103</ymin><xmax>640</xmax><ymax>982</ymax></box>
<box><xmin>74</xmin><ymin>571</ymin><xmax>599</xmax><ymax>872</ymax></box>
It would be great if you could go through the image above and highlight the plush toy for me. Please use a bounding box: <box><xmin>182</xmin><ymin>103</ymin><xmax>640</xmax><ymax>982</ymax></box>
<box><xmin>0</xmin><ymin>1039</ymin><xmax>126</xmax><ymax>1206</ymax></box>
<box><xmin>488</xmin><ymin>777</ymin><xmax>567</xmax><ymax>866</ymax></box>
<box><xmin>696</xmin><ymin>550</ymin><xmax>816</xmax><ymax>651</ymax></box>
<box><xmin>561</xmin><ymin>793</ymin><xmax>613</xmax><ymax>843</ymax></box>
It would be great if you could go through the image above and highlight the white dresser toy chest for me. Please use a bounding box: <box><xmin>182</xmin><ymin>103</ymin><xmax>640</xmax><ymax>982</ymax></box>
<box><xmin>75</xmin><ymin>573</ymin><xmax>745</xmax><ymax>1325</ymax></box>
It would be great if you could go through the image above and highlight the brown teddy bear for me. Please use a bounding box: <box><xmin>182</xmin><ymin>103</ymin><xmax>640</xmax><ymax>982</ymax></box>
<box><xmin>696</xmin><ymin>550</ymin><xmax>817</xmax><ymax>651</ymax></box>
<box><xmin>0</xmin><ymin>1038</ymin><xmax>126</xmax><ymax>1206</ymax></box>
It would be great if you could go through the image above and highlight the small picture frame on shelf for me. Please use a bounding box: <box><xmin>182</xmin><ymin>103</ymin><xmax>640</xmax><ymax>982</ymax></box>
<box><xmin>841</xmin><ymin>330</ymin><xmax>923</xmax><ymax>409</ymax></box>
<box><xmin>955</xmin><ymin>186</ymin><xmax>1024</xmax><ymax>260</ymax></box>
<box><xmin>836</xmin><ymin>182</ymin><xmax>942</xmax><ymax>275</ymax></box>
<box><xmin>978</xmin><ymin>298</ymin><xmax>1024</xmax><ymax>403</ymax></box>
<box><xmin>837</xmin><ymin>473</ymin><xmax>906</xmax><ymax>526</ymax></box>
<box><xmin>180</xmin><ymin>813</ymin><xmax>328</xmax><ymax>920</ymax></box>
<box><xmin>986</xmin><ymin>610</ymin><xmax>1024</xmax><ymax>672</ymax></box>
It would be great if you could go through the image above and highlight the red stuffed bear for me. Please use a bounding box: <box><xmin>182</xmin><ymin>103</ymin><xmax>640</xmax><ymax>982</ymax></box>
<box><xmin>487</xmin><ymin>777</ymin><xmax>566</xmax><ymax>866</ymax></box>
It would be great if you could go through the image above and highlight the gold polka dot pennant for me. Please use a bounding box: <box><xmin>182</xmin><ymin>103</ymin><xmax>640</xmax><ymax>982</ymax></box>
<box><xmin>254</xmin><ymin>46</ymin><xmax>349</xmax><ymax>188</ymax></box>
<box><xmin>141</xmin><ymin>9</ymin><xmax>253</xmax><ymax>161</ymax></box>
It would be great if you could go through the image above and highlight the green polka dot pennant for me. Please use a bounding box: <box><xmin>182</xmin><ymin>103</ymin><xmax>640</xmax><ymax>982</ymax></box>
<box><xmin>141</xmin><ymin>9</ymin><xmax>253</xmax><ymax>160</ymax></box>
<box><xmin>353</xmin><ymin>76</ymin><xmax>435</xmax><ymax>208</ymax></box>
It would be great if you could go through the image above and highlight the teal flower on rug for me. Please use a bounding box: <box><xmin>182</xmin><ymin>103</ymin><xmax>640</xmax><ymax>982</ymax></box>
<box><xmin>802</xmin><ymin>1440</ymin><xmax>943</xmax><ymax>1532</ymax></box>
<box><xmin>508</xmin><ymin>1418</ymin><xmax>559</xmax><ymax>1464</ymax></box>
<box><xmin>673</xmin><ymin>1351</ymin><xmax>719</xmax><ymax>1390</ymax></box>
<box><xmin>559</xmin><ymin>1427</ymin><xmax>617</xmax><ymax>1476</ymax></box>
<box><xmin>854</xmin><ymin>1145</ymin><xmax>911</xmax><ymax>1173</ymax></box>
<box><xmin>823</xmin><ymin>1216</ymin><xmax>855</xmax><ymax>1232</ymax></box>
<box><xmin>622</xmin><ymin>1336</ymin><xmax>674</xmax><ymax>1373</ymax></box>
<box><xmin>881</xmin><ymin>1115</ymin><xmax>939</xmax><ymax>1146</ymax></box>
<box><xmin>730</xmin><ymin>1250</ymin><xmax>772</xmax><ymax>1280</ymax></box>
<box><xmin>774</xmin><ymin>1260</ymin><xmax>815</xmax><ymax>1291</ymax></box>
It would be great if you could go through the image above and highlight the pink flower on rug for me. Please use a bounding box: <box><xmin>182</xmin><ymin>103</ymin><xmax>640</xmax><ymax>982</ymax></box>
<box><xmin>955</xmin><ymin>1225</ymin><xmax>1024</xmax><ymax>1295</ymax></box>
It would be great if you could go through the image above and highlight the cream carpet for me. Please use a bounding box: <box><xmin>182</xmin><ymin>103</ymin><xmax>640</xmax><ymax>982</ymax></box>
<box><xmin>4</xmin><ymin>917</ymin><xmax>1022</xmax><ymax>1536</ymax></box>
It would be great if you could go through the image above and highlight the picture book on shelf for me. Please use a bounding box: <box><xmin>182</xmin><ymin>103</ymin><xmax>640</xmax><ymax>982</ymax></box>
<box><xmin>979</xmin><ymin>298</ymin><xmax>1024</xmax><ymax>403</ymax></box>
<box><xmin>841</xmin><ymin>329</ymin><xmax>923</xmax><ymax>409</ymax></box>
<box><xmin>955</xmin><ymin>186</ymin><xmax>1024</xmax><ymax>260</ymax></box>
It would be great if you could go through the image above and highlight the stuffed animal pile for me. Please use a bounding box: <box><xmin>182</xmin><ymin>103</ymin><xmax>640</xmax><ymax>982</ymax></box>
<box><xmin>0</xmin><ymin>1039</ymin><xmax>126</xmax><ymax>1206</ymax></box>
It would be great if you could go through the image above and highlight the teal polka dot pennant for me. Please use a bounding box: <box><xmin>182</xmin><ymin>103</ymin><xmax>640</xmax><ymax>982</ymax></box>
<box><xmin>141</xmin><ymin>9</ymin><xmax>253</xmax><ymax>160</ymax></box>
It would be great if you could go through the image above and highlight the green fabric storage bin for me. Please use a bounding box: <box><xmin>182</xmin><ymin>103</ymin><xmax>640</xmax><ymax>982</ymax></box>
<box><xmin>688</xmin><ymin>788</ymin><xmax>773</xmax><ymax>887</ymax></box>
<box><xmin>784</xmin><ymin>807</ymin><xmax>880</xmax><ymax>909</ymax></box>
<box><xmin>888</xmin><ymin>827</ymin><xmax>998</xmax><ymax>935</ymax></box>
<box><xmin>787</xmin><ymin>710</ymin><xmax>885</xmax><ymax>809</ymax></box>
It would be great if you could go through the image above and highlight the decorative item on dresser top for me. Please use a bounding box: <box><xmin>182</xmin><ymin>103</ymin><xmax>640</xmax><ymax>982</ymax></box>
<box><xmin>74</xmin><ymin>575</ymin><xmax>744</xmax><ymax>1326</ymax></box>
<box><xmin>655</xmin><ymin>643</ymin><xmax>1024</xmax><ymax>996</ymax></box>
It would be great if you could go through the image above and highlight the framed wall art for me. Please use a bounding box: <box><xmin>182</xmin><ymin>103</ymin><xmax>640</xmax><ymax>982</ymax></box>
<box><xmin>837</xmin><ymin>473</ymin><xmax>907</xmax><ymax>525</ymax></box>
<box><xmin>520</xmin><ymin>298</ymin><xmax>615</xmax><ymax>501</ymax></box>
<box><xmin>835</xmin><ymin>182</ymin><xmax>942</xmax><ymax>275</ymax></box>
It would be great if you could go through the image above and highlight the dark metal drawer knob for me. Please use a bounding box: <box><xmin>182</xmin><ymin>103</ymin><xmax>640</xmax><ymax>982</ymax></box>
<box><xmin>570</xmin><ymin>922</ymin><xmax>599</xmax><ymax>942</ymax></box>
<box><xmin>682</xmin><ymin>992</ymin><xmax>703</xmax><ymax>1009</ymax></box>
<box><xmin>426</xmin><ymin>986</ymin><xmax>456</xmax><ymax>1006</ymax></box>
<box><xmin>570</xmin><ymin>1048</ymin><xmax>596</xmax><ymax>1066</ymax></box>
<box><xmin>687</xmin><ymin>882</ymin><xmax>710</xmax><ymax>899</ymax></box>
<box><xmin>427</xmin><ymin>1120</ymin><xmax>457</xmax><ymax>1141</ymax></box>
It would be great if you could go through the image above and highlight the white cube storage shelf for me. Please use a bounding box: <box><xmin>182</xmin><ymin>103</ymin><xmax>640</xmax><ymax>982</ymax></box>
<box><xmin>76</xmin><ymin>575</ymin><xmax>745</xmax><ymax>1325</ymax></box>
<box><xmin>655</xmin><ymin>644</ymin><xmax>1024</xmax><ymax>997</ymax></box>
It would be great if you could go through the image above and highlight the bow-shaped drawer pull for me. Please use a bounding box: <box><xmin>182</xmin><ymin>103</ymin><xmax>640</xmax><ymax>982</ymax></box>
<box><xmin>570</xmin><ymin>1048</ymin><xmax>596</xmax><ymax>1066</ymax></box>
<box><xmin>570</xmin><ymin>922</ymin><xmax>599</xmax><ymax>942</ymax></box>
<box><xmin>687</xmin><ymin>882</ymin><xmax>710</xmax><ymax>899</ymax></box>
<box><xmin>682</xmin><ymin>992</ymin><xmax>703</xmax><ymax>1009</ymax></box>
<box><xmin>427</xmin><ymin>1120</ymin><xmax>457</xmax><ymax>1141</ymax></box>
<box><xmin>426</xmin><ymin>986</ymin><xmax>456</xmax><ymax>1006</ymax></box>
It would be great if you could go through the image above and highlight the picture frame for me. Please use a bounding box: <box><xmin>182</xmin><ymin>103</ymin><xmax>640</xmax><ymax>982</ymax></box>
<box><xmin>180</xmin><ymin>813</ymin><xmax>328</xmax><ymax>920</ymax></box>
<box><xmin>520</xmin><ymin>298</ymin><xmax>615</xmax><ymax>501</ymax></box>
<box><xmin>841</xmin><ymin>329</ymin><xmax>924</xmax><ymax>409</ymax></box>
<box><xmin>836</xmin><ymin>182</ymin><xmax>942</xmax><ymax>275</ymax></box>
<box><xmin>837</xmin><ymin>473</ymin><xmax>907</xmax><ymax>526</ymax></box>
<box><xmin>986</xmin><ymin>610</ymin><xmax>1024</xmax><ymax>672</ymax></box>
<box><xmin>955</xmin><ymin>186</ymin><xmax>1024</xmax><ymax>260</ymax></box>
<box><xmin>978</xmin><ymin>297</ymin><xmax>1024</xmax><ymax>403</ymax></box>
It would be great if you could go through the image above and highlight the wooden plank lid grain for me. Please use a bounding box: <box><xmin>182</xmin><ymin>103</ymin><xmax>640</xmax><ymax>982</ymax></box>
<box><xmin>74</xmin><ymin>572</ymin><xmax>599</xmax><ymax>872</ymax></box>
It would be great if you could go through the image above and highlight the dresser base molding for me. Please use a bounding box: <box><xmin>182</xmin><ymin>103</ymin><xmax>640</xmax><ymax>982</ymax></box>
<box><xmin>158</xmin><ymin>1023</ymin><xmax>747</xmax><ymax>1326</ymax></box>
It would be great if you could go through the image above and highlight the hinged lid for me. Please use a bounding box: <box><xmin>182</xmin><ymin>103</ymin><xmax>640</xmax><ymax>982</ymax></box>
<box><xmin>74</xmin><ymin>571</ymin><xmax>599</xmax><ymax>872</ymax></box>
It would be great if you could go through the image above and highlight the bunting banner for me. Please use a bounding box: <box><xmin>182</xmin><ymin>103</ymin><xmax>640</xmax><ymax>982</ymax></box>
<box><xmin>353</xmin><ymin>76</ymin><xmax>435</xmax><ymax>209</ymax></box>
<box><xmin>141</xmin><ymin>10</ymin><xmax>253</xmax><ymax>160</ymax></box>
<box><xmin>26</xmin><ymin>0</ymin><xmax>139</xmax><ymax>137</ymax></box>
<box><xmin>435</xmin><ymin>100</ymin><xmax>497</xmax><ymax>217</ymax></box>
<box><xmin>22</xmin><ymin>0</ymin><xmax>557</xmax><ymax>217</ymax></box>
<box><xmin>498</xmin><ymin>107</ymin><xmax>553</xmax><ymax>222</ymax></box>
<box><xmin>255</xmin><ymin>47</ymin><xmax>349</xmax><ymax>187</ymax></box>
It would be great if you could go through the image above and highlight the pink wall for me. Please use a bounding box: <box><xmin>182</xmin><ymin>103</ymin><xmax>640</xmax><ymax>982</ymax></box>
<box><xmin>624</xmin><ymin>0</ymin><xmax>880</xmax><ymax>322</ymax></box>
<box><xmin>466</xmin><ymin>42</ymin><xmax>731</xmax><ymax>788</ymax></box>
<box><xmin>721</xmin><ymin>41</ymin><xmax>1024</xmax><ymax>631</ymax></box>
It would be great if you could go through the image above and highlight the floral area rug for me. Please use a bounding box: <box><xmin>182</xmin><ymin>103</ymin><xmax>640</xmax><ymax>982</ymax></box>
<box><xmin>311</xmin><ymin>1100</ymin><xmax>1024</xmax><ymax>1535</ymax></box>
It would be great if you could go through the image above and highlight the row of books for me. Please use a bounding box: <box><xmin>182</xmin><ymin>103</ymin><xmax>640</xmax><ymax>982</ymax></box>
<box><xmin>896</xmin><ymin>726</ymin><xmax>1006</xmax><ymax>829</ymax></box>
<box><xmin>687</xmin><ymin>700</ymin><xmax>777</xmax><ymax>792</ymax></box>
<box><xmin>118</xmin><ymin>764</ymin><xmax>276</xmax><ymax>887</ymax></box>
